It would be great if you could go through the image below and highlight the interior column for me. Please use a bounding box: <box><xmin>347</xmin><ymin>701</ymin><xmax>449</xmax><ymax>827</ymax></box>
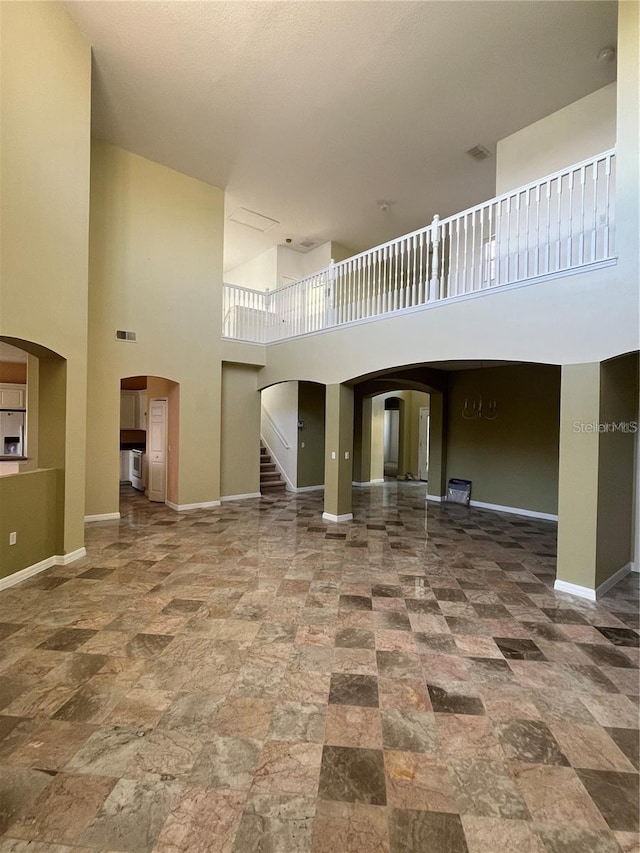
<box><xmin>556</xmin><ymin>357</ymin><xmax>638</xmax><ymax>599</ymax></box>
<box><xmin>323</xmin><ymin>383</ymin><xmax>354</xmax><ymax>522</ymax></box>
<box><xmin>426</xmin><ymin>391</ymin><xmax>447</xmax><ymax>501</ymax></box>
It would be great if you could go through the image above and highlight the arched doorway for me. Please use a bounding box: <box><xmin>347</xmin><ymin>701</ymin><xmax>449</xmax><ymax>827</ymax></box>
<box><xmin>119</xmin><ymin>375</ymin><xmax>179</xmax><ymax>510</ymax></box>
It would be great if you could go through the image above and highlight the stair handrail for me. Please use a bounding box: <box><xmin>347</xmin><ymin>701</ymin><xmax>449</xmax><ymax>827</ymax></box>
<box><xmin>262</xmin><ymin>407</ymin><xmax>290</xmax><ymax>449</ymax></box>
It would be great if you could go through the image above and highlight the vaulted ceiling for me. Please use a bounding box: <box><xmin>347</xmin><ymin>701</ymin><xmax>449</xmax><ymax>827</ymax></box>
<box><xmin>65</xmin><ymin>1</ymin><xmax>617</xmax><ymax>272</ymax></box>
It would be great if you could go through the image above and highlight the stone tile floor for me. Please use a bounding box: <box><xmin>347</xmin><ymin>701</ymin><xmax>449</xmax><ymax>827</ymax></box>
<box><xmin>0</xmin><ymin>482</ymin><xmax>638</xmax><ymax>853</ymax></box>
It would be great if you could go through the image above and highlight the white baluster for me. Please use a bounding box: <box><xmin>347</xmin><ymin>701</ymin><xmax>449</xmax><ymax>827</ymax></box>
<box><xmin>591</xmin><ymin>160</ymin><xmax>598</xmax><ymax>263</ymax></box>
<box><xmin>429</xmin><ymin>214</ymin><xmax>440</xmax><ymax>301</ymax></box>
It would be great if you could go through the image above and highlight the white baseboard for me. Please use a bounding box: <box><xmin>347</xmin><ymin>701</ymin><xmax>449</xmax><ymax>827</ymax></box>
<box><xmin>596</xmin><ymin>562</ymin><xmax>633</xmax><ymax>597</ymax></box>
<box><xmin>353</xmin><ymin>479</ymin><xmax>385</xmax><ymax>487</ymax></box>
<box><xmin>469</xmin><ymin>500</ymin><xmax>557</xmax><ymax>522</ymax></box>
<box><xmin>85</xmin><ymin>512</ymin><xmax>121</xmax><ymax>523</ymax></box>
<box><xmin>554</xmin><ymin>561</ymin><xmax>633</xmax><ymax>601</ymax></box>
<box><xmin>166</xmin><ymin>500</ymin><xmax>221</xmax><ymax>512</ymax></box>
<box><xmin>0</xmin><ymin>547</ymin><xmax>86</xmax><ymax>592</ymax></box>
<box><xmin>426</xmin><ymin>495</ymin><xmax>444</xmax><ymax>502</ymax></box>
<box><xmin>553</xmin><ymin>579</ymin><xmax>597</xmax><ymax>602</ymax></box>
<box><xmin>322</xmin><ymin>512</ymin><xmax>353</xmax><ymax>523</ymax></box>
<box><xmin>220</xmin><ymin>492</ymin><xmax>262</xmax><ymax>502</ymax></box>
<box><xmin>631</xmin><ymin>561</ymin><xmax>639</xmax><ymax>573</ymax></box>
<box><xmin>56</xmin><ymin>547</ymin><xmax>87</xmax><ymax>565</ymax></box>
<box><xmin>292</xmin><ymin>485</ymin><xmax>324</xmax><ymax>493</ymax></box>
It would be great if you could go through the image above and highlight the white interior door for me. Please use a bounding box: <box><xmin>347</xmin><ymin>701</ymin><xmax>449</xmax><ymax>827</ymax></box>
<box><xmin>147</xmin><ymin>398</ymin><xmax>167</xmax><ymax>502</ymax></box>
<box><xmin>418</xmin><ymin>406</ymin><xmax>430</xmax><ymax>481</ymax></box>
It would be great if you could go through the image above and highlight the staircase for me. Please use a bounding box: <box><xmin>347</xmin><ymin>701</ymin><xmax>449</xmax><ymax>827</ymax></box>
<box><xmin>260</xmin><ymin>443</ymin><xmax>286</xmax><ymax>495</ymax></box>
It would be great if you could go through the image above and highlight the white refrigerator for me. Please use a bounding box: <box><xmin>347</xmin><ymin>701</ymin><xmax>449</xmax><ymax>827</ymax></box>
<box><xmin>1</xmin><ymin>410</ymin><xmax>25</xmax><ymax>455</ymax></box>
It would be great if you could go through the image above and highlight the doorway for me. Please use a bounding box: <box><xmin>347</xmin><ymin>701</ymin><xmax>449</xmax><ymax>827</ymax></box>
<box><xmin>383</xmin><ymin>397</ymin><xmax>401</xmax><ymax>478</ymax></box>
<box><xmin>418</xmin><ymin>405</ymin><xmax>430</xmax><ymax>481</ymax></box>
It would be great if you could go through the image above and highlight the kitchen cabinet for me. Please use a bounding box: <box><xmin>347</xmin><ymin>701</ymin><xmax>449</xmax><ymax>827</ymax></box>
<box><xmin>120</xmin><ymin>390</ymin><xmax>146</xmax><ymax>430</ymax></box>
<box><xmin>120</xmin><ymin>392</ymin><xmax>138</xmax><ymax>429</ymax></box>
<box><xmin>120</xmin><ymin>449</ymin><xmax>131</xmax><ymax>482</ymax></box>
<box><xmin>0</xmin><ymin>384</ymin><xmax>26</xmax><ymax>409</ymax></box>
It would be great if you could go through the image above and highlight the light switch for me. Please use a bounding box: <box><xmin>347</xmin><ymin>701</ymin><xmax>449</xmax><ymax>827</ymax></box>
<box><xmin>301</xmin><ymin>442</ymin><xmax>305</xmax><ymax>448</ymax></box>
<box><xmin>344</xmin><ymin>451</ymin><xmax>350</xmax><ymax>460</ymax></box>
<box><xmin>331</xmin><ymin>451</ymin><xmax>336</xmax><ymax>459</ymax></box>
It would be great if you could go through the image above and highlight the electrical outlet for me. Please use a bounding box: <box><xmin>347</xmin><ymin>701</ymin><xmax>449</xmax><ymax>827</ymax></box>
<box><xmin>301</xmin><ymin>442</ymin><xmax>305</xmax><ymax>448</ymax></box>
<box><xmin>9</xmin><ymin>532</ymin><xmax>17</xmax><ymax>546</ymax></box>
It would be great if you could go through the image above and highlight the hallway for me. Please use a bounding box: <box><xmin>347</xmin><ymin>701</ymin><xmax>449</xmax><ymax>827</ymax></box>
<box><xmin>0</xmin><ymin>484</ymin><xmax>637</xmax><ymax>851</ymax></box>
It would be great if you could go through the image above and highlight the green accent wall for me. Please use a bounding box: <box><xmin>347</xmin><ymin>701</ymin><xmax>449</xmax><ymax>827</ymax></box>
<box><xmin>297</xmin><ymin>382</ymin><xmax>325</xmax><ymax>488</ymax></box>
<box><xmin>446</xmin><ymin>364</ymin><xmax>561</xmax><ymax>514</ymax></box>
<box><xmin>0</xmin><ymin>469</ymin><xmax>59</xmax><ymax>579</ymax></box>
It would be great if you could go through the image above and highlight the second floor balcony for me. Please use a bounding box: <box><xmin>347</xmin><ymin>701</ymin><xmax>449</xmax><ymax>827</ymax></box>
<box><xmin>222</xmin><ymin>150</ymin><xmax>616</xmax><ymax>345</ymax></box>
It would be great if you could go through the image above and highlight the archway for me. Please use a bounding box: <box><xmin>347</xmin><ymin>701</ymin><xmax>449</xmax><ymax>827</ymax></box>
<box><xmin>119</xmin><ymin>375</ymin><xmax>180</xmax><ymax>510</ymax></box>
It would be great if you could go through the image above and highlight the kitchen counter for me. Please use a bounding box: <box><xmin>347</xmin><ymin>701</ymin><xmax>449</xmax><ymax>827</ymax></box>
<box><xmin>120</xmin><ymin>441</ymin><xmax>146</xmax><ymax>450</ymax></box>
<box><xmin>0</xmin><ymin>455</ymin><xmax>27</xmax><ymax>461</ymax></box>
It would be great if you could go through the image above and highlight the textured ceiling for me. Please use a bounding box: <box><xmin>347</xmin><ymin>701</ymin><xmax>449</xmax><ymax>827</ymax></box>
<box><xmin>65</xmin><ymin>1</ymin><xmax>617</xmax><ymax>273</ymax></box>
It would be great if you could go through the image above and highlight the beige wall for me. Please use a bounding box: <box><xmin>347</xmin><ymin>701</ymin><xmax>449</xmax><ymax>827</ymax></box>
<box><xmin>86</xmin><ymin>141</ymin><xmax>224</xmax><ymax>516</ymax></box>
<box><xmin>0</xmin><ymin>2</ymin><xmax>91</xmax><ymax>563</ymax></box>
<box><xmin>297</xmin><ymin>382</ymin><xmax>326</xmax><ymax>488</ymax></box>
<box><xmin>220</xmin><ymin>363</ymin><xmax>261</xmax><ymax>499</ymax></box>
<box><xmin>496</xmin><ymin>83</ymin><xmax>616</xmax><ymax>194</ymax></box>
<box><xmin>446</xmin><ymin>365</ymin><xmax>561</xmax><ymax>514</ymax></box>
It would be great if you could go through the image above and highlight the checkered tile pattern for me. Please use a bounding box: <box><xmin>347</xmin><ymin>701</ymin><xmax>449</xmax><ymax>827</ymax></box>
<box><xmin>0</xmin><ymin>482</ymin><xmax>637</xmax><ymax>852</ymax></box>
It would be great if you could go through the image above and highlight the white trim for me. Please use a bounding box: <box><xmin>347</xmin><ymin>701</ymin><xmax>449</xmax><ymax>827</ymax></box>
<box><xmin>166</xmin><ymin>500</ymin><xmax>222</xmax><ymax>512</ymax></box>
<box><xmin>220</xmin><ymin>492</ymin><xmax>262</xmax><ymax>502</ymax></box>
<box><xmin>258</xmin><ymin>259</ymin><xmax>617</xmax><ymax>348</ymax></box>
<box><xmin>426</xmin><ymin>494</ymin><xmax>444</xmax><ymax>503</ymax></box>
<box><xmin>469</xmin><ymin>500</ymin><xmax>557</xmax><ymax>522</ymax></box>
<box><xmin>84</xmin><ymin>512</ymin><xmax>121</xmax><ymax>523</ymax></box>
<box><xmin>55</xmin><ymin>547</ymin><xmax>87</xmax><ymax>565</ymax></box>
<box><xmin>554</xmin><ymin>580</ymin><xmax>597</xmax><ymax>602</ymax></box>
<box><xmin>353</xmin><ymin>479</ymin><xmax>385</xmax><ymax>487</ymax></box>
<box><xmin>292</xmin><ymin>484</ymin><xmax>324</xmax><ymax>493</ymax></box>
<box><xmin>554</xmin><ymin>562</ymin><xmax>633</xmax><ymax>601</ymax></box>
<box><xmin>596</xmin><ymin>562</ymin><xmax>633</xmax><ymax>597</ymax></box>
<box><xmin>261</xmin><ymin>411</ymin><xmax>290</xmax><ymax>450</ymax></box>
<box><xmin>0</xmin><ymin>548</ymin><xmax>86</xmax><ymax>592</ymax></box>
<box><xmin>322</xmin><ymin>512</ymin><xmax>353</xmax><ymax>523</ymax></box>
<box><xmin>261</xmin><ymin>436</ymin><xmax>295</xmax><ymax>492</ymax></box>
<box><xmin>0</xmin><ymin>556</ymin><xmax>55</xmax><ymax>591</ymax></box>
<box><xmin>632</xmin><ymin>563</ymin><xmax>639</xmax><ymax>574</ymax></box>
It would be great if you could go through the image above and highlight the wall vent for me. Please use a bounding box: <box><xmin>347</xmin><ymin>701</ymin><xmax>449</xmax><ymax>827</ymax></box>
<box><xmin>466</xmin><ymin>144</ymin><xmax>491</xmax><ymax>162</ymax></box>
<box><xmin>115</xmin><ymin>330</ymin><xmax>137</xmax><ymax>342</ymax></box>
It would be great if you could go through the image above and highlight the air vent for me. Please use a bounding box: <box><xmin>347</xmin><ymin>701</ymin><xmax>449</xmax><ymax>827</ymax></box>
<box><xmin>115</xmin><ymin>330</ymin><xmax>137</xmax><ymax>342</ymax></box>
<box><xmin>466</xmin><ymin>144</ymin><xmax>491</xmax><ymax>162</ymax></box>
<box><xmin>299</xmin><ymin>239</ymin><xmax>316</xmax><ymax>249</ymax></box>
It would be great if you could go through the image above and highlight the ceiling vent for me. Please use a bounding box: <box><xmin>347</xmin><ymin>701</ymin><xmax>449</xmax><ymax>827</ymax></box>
<box><xmin>228</xmin><ymin>207</ymin><xmax>279</xmax><ymax>232</ymax></box>
<box><xmin>466</xmin><ymin>144</ymin><xmax>491</xmax><ymax>162</ymax></box>
<box><xmin>115</xmin><ymin>330</ymin><xmax>137</xmax><ymax>342</ymax></box>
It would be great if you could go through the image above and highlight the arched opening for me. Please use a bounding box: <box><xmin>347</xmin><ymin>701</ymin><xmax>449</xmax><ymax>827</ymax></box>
<box><xmin>259</xmin><ymin>379</ymin><xmax>326</xmax><ymax>494</ymax></box>
<box><xmin>0</xmin><ymin>336</ymin><xmax>69</xmax><ymax>579</ymax></box>
<box><xmin>119</xmin><ymin>375</ymin><xmax>180</xmax><ymax>512</ymax></box>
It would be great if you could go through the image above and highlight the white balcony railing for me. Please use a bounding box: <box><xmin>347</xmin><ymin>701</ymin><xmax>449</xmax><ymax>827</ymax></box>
<box><xmin>223</xmin><ymin>150</ymin><xmax>616</xmax><ymax>344</ymax></box>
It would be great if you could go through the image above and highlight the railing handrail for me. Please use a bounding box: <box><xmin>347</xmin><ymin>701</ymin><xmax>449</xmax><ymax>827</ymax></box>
<box><xmin>223</xmin><ymin>281</ymin><xmax>268</xmax><ymax>298</ymax></box>
<box><xmin>262</xmin><ymin>407</ymin><xmax>290</xmax><ymax>449</ymax></box>
<box><xmin>223</xmin><ymin>149</ymin><xmax>616</xmax><ymax>344</ymax></box>
<box><xmin>437</xmin><ymin>148</ymin><xmax>615</xmax><ymax>230</ymax></box>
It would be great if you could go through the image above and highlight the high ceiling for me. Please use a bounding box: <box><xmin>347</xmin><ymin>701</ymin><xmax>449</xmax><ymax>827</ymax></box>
<box><xmin>65</xmin><ymin>1</ymin><xmax>617</xmax><ymax>273</ymax></box>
